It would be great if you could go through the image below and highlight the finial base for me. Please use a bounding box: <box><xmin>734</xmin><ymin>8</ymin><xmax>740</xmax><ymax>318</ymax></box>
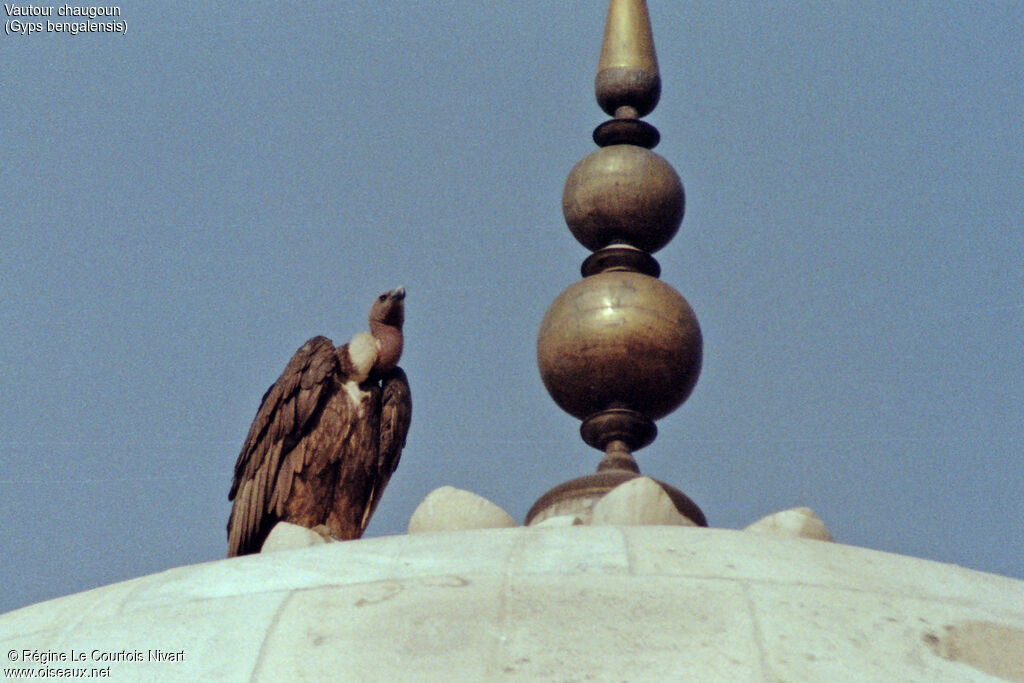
<box><xmin>525</xmin><ymin>469</ymin><xmax>707</xmax><ymax>527</ymax></box>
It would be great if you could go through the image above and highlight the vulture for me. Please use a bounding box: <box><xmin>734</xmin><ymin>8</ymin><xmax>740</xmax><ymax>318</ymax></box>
<box><xmin>227</xmin><ymin>287</ymin><xmax>411</xmax><ymax>557</ymax></box>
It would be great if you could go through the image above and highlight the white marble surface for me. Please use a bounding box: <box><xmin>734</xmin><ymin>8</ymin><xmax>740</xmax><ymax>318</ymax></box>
<box><xmin>3</xmin><ymin>527</ymin><xmax>1022</xmax><ymax>681</ymax></box>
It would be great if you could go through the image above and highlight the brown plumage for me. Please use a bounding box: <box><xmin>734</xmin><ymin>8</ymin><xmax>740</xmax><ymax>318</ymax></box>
<box><xmin>227</xmin><ymin>287</ymin><xmax>411</xmax><ymax>557</ymax></box>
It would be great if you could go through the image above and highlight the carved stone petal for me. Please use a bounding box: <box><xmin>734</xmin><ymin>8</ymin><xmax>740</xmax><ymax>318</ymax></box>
<box><xmin>260</xmin><ymin>522</ymin><xmax>329</xmax><ymax>553</ymax></box>
<box><xmin>591</xmin><ymin>476</ymin><xmax>696</xmax><ymax>527</ymax></box>
<box><xmin>408</xmin><ymin>486</ymin><xmax>518</xmax><ymax>534</ymax></box>
<box><xmin>744</xmin><ymin>507</ymin><xmax>833</xmax><ymax>542</ymax></box>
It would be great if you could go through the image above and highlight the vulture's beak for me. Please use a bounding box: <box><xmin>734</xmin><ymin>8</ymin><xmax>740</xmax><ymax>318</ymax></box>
<box><xmin>391</xmin><ymin>286</ymin><xmax>405</xmax><ymax>301</ymax></box>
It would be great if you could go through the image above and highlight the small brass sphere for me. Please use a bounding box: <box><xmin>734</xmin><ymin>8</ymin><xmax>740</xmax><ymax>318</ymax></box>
<box><xmin>562</xmin><ymin>145</ymin><xmax>684</xmax><ymax>253</ymax></box>
<box><xmin>537</xmin><ymin>271</ymin><xmax>702</xmax><ymax>421</ymax></box>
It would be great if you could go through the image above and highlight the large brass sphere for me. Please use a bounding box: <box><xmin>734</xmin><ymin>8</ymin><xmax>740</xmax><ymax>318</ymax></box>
<box><xmin>537</xmin><ymin>271</ymin><xmax>702</xmax><ymax>421</ymax></box>
<box><xmin>562</xmin><ymin>145</ymin><xmax>684</xmax><ymax>253</ymax></box>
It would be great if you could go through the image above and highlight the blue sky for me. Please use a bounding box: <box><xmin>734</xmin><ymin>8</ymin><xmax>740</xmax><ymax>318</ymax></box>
<box><xmin>1</xmin><ymin>1</ymin><xmax>1021</xmax><ymax>614</ymax></box>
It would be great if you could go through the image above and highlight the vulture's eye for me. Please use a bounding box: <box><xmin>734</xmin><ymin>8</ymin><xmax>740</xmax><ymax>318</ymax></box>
<box><xmin>379</xmin><ymin>294</ymin><xmax>387</xmax><ymax>302</ymax></box>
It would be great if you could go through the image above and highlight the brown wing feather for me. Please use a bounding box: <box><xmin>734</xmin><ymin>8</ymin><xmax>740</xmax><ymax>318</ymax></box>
<box><xmin>360</xmin><ymin>366</ymin><xmax>412</xmax><ymax>532</ymax></box>
<box><xmin>227</xmin><ymin>336</ymin><xmax>341</xmax><ymax>556</ymax></box>
<box><xmin>299</xmin><ymin>386</ymin><xmax>370</xmax><ymax>540</ymax></box>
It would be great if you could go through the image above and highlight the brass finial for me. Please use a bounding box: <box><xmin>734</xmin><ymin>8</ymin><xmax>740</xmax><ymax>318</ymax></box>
<box><xmin>530</xmin><ymin>0</ymin><xmax>705</xmax><ymax>528</ymax></box>
<box><xmin>596</xmin><ymin>0</ymin><xmax>661</xmax><ymax>119</ymax></box>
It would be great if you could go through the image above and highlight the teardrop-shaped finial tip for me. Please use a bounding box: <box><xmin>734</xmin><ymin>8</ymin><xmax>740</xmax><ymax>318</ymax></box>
<box><xmin>595</xmin><ymin>0</ymin><xmax>661</xmax><ymax>118</ymax></box>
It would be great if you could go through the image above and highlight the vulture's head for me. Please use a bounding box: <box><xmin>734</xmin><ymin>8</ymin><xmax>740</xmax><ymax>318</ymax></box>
<box><xmin>369</xmin><ymin>286</ymin><xmax>405</xmax><ymax>330</ymax></box>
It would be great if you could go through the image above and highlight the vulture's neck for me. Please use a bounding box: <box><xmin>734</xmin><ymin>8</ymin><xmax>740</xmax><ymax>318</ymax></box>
<box><xmin>370</xmin><ymin>322</ymin><xmax>403</xmax><ymax>373</ymax></box>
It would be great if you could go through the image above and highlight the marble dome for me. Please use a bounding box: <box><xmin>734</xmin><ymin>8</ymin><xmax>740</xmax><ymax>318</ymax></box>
<box><xmin>3</xmin><ymin>526</ymin><xmax>1023</xmax><ymax>681</ymax></box>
